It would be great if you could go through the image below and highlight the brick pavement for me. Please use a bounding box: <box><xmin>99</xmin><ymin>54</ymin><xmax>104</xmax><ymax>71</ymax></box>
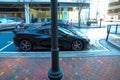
<box><xmin>0</xmin><ymin>56</ymin><xmax>120</xmax><ymax>80</ymax></box>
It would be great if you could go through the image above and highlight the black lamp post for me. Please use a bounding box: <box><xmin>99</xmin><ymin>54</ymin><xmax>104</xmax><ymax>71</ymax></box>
<box><xmin>48</xmin><ymin>0</ymin><xmax>63</xmax><ymax>80</ymax></box>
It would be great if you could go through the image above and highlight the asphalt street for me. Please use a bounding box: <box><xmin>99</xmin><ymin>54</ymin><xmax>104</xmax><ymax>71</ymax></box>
<box><xmin>0</xmin><ymin>27</ymin><xmax>119</xmax><ymax>58</ymax></box>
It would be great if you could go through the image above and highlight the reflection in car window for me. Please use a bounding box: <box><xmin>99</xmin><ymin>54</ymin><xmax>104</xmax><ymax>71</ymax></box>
<box><xmin>43</xmin><ymin>29</ymin><xmax>51</xmax><ymax>35</ymax></box>
<box><xmin>37</xmin><ymin>29</ymin><xmax>51</xmax><ymax>35</ymax></box>
<box><xmin>58</xmin><ymin>27</ymin><xmax>74</xmax><ymax>36</ymax></box>
<box><xmin>37</xmin><ymin>30</ymin><xmax>44</xmax><ymax>34</ymax></box>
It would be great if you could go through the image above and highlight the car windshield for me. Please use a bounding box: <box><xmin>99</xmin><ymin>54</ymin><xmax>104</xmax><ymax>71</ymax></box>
<box><xmin>58</xmin><ymin>27</ymin><xmax>74</xmax><ymax>36</ymax></box>
<box><xmin>0</xmin><ymin>18</ymin><xmax>7</xmax><ymax>23</ymax></box>
<box><xmin>6</xmin><ymin>17</ymin><xmax>23</xmax><ymax>22</ymax></box>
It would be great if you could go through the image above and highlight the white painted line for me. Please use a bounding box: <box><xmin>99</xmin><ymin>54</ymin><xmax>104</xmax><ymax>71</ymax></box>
<box><xmin>0</xmin><ymin>41</ymin><xmax>13</xmax><ymax>52</ymax></box>
<box><xmin>96</xmin><ymin>39</ymin><xmax>109</xmax><ymax>51</ymax></box>
<box><xmin>7</xmin><ymin>41</ymin><xmax>13</xmax><ymax>43</ymax></box>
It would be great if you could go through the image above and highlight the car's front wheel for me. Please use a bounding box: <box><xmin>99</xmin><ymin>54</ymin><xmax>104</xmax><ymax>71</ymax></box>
<box><xmin>19</xmin><ymin>40</ymin><xmax>32</xmax><ymax>51</ymax></box>
<box><xmin>71</xmin><ymin>40</ymin><xmax>84</xmax><ymax>51</ymax></box>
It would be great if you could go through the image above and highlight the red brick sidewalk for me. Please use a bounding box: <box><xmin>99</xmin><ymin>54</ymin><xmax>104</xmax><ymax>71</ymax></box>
<box><xmin>0</xmin><ymin>56</ymin><xmax>120</xmax><ymax>80</ymax></box>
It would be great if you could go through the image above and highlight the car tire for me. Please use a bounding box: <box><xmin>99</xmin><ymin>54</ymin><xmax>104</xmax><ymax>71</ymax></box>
<box><xmin>71</xmin><ymin>40</ymin><xmax>84</xmax><ymax>51</ymax></box>
<box><xmin>19</xmin><ymin>40</ymin><xmax>33</xmax><ymax>51</ymax></box>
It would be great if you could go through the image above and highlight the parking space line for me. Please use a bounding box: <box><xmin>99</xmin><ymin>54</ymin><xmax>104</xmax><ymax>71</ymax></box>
<box><xmin>0</xmin><ymin>41</ymin><xmax>13</xmax><ymax>52</ymax></box>
<box><xmin>96</xmin><ymin>39</ymin><xmax>109</xmax><ymax>51</ymax></box>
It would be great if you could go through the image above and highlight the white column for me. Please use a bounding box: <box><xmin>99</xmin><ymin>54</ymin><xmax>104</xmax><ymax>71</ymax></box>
<box><xmin>24</xmin><ymin>3</ymin><xmax>30</xmax><ymax>24</ymax></box>
<box><xmin>63</xmin><ymin>7</ymin><xmax>68</xmax><ymax>20</ymax></box>
<box><xmin>87</xmin><ymin>5</ymin><xmax>90</xmax><ymax>21</ymax></box>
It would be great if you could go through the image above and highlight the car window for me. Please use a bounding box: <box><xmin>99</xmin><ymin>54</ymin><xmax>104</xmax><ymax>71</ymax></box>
<box><xmin>37</xmin><ymin>29</ymin><xmax>51</xmax><ymax>35</ymax></box>
<box><xmin>58</xmin><ymin>30</ymin><xmax>67</xmax><ymax>37</ymax></box>
<box><xmin>58</xmin><ymin>27</ymin><xmax>74</xmax><ymax>36</ymax></box>
<box><xmin>6</xmin><ymin>17</ymin><xmax>23</xmax><ymax>22</ymax></box>
<box><xmin>0</xmin><ymin>18</ymin><xmax>7</xmax><ymax>23</ymax></box>
<box><xmin>44</xmin><ymin>29</ymin><xmax>51</xmax><ymax>35</ymax></box>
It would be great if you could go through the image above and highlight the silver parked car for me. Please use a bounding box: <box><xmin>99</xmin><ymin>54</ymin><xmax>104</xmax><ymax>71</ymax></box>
<box><xmin>0</xmin><ymin>17</ymin><xmax>23</xmax><ymax>30</ymax></box>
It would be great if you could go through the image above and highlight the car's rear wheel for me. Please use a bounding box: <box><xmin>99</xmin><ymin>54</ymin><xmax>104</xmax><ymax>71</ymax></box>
<box><xmin>19</xmin><ymin>40</ymin><xmax>32</xmax><ymax>51</ymax></box>
<box><xmin>71</xmin><ymin>40</ymin><xmax>83</xmax><ymax>51</ymax></box>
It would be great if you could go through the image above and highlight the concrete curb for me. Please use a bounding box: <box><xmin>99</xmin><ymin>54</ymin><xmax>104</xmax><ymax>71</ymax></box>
<box><xmin>107</xmin><ymin>37</ymin><xmax>120</xmax><ymax>49</ymax></box>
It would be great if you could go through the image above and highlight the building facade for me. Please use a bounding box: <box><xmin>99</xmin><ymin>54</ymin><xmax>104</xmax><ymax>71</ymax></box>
<box><xmin>108</xmin><ymin>0</ymin><xmax>120</xmax><ymax>19</ymax></box>
<box><xmin>0</xmin><ymin>0</ymin><xmax>90</xmax><ymax>24</ymax></box>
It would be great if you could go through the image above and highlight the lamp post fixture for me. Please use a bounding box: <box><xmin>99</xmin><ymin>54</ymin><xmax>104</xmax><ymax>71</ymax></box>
<box><xmin>48</xmin><ymin>0</ymin><xmax>63</xmax><ymax>80</ymax></box>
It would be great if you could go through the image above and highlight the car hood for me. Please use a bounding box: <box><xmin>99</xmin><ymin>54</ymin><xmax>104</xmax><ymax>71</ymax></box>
<box><xmin>72</xmin><ymin>31</ymin><xmax>90</xmax><ymax>41</ymax></box>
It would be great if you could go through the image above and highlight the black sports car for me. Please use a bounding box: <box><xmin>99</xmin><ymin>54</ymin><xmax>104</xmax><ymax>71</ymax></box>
<box><xmin>13</xmin><ymin>26</ymin><xmax>90</xmax><ymax>51</ymax></box>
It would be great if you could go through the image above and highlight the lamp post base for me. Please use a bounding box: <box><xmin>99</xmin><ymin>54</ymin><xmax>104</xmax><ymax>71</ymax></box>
<box><xmin>48</xmin><ymin>68</ymin><xmax>63</xmax><ymax>80</ymax></box>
